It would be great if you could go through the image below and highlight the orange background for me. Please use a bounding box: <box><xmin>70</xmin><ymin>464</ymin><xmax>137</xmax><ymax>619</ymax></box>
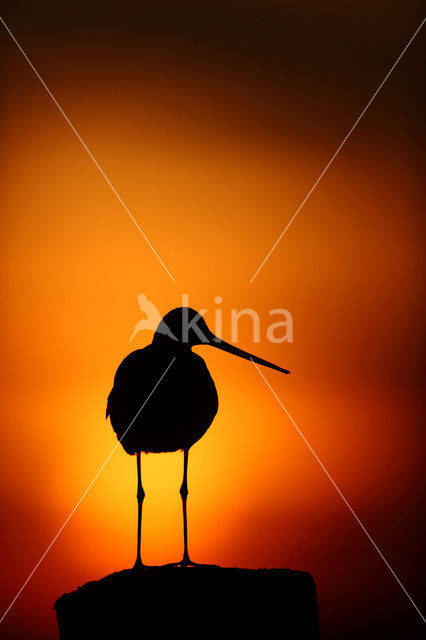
<box><xmin>0</xmin><ymin>3</ymin><xmax>425</xmax><ymax>638</ymax></box>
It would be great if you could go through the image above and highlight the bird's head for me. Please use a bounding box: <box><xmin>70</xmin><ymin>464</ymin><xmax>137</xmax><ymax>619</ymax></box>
<box><xmin>154</xmin><ymin>307</ymin><xmax>212</xmax><ymax>346</ymax></box>
<box><xmin>153</xmin><ymin>307</ymin><xmax>290</xmax><ymax>374</ymax></box>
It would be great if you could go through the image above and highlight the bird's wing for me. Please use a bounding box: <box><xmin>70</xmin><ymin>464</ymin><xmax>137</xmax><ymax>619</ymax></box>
<box><xmin>137</xmin><ymin>293</ymin><xmax>148</xmax><ymax>310</ymax></box>
<box><xmin>137</xmin><ymin>293</ymin><xmax>162</xmax><ymax>326</ymax></box>
<box><xmin>106</xmin><ymin>390</ymin><xmax>112</xmax><ymax>419</ymax></box>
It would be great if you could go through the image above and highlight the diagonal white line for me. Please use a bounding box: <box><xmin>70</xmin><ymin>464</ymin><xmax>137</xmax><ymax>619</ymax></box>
<box><xmin>249</xmin><ymin>17</ymin><xmax>426</xmax><ymax>284</ymax></box>
<box><xmin>251</xmin><ymin>359</ymin><xmax>426</xmax><ymax>624</ymax></box>
<box><xmin>0</xmin><ymin>357</ymin><xmax>176</xmax><ymax>625</ymax></box>
<box><xmin>0</xmin><ymin>15</ymin><xmax>176</xmax><ymax>284</ymax></box>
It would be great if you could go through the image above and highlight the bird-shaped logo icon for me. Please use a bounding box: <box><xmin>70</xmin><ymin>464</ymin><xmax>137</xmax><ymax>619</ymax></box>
<box><xmin>129</xmin><ymin>294</ymin><xmax>163</xmax><ymax>342</ymax></box>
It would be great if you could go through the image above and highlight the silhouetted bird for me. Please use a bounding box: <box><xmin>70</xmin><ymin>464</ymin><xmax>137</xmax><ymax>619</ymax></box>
<box><xmin>106</xmin><ymin>307</ymin><xmax>289</xmax><ymax>568</ymax></box>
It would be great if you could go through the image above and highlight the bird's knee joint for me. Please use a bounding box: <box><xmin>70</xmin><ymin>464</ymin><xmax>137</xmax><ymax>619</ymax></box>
<box><xmin>180</xmin><ymin>484</ymin><xmax>188</xmax><ymax>499</ymax></box>
<box><xmin>137</xmin><ymin>487</ymin><xmax>145</xmax><ymax>501</ymax></box>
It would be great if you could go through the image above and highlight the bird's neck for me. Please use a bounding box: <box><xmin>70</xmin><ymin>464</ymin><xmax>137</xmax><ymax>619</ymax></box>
<box><xmin>152</xmin><ymin>334</ymin><xmax>192</xmax><ymax>354</ymax></box>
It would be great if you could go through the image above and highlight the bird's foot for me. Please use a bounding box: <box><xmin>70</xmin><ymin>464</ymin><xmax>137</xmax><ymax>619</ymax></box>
<box><xmin>133</xmin><ymin>557</ymin><xmax>145</xmax><ymax>570</ymax></box>
<box><xmin>162</xmin><ymin>556</ymin><xmax>219</xmax><ymax>569</ymax></box>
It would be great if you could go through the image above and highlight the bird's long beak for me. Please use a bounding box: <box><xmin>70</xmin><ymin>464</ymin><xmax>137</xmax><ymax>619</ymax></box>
<box><xmin>207</xmin><ymin>335</ymin><xmax>290</xmax><ymax>374</ymax></box>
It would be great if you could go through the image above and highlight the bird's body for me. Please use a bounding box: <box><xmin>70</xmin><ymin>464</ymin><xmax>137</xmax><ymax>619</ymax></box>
<box><xmin>106</xmin><ymin>344</ymin><xmax>218</xmax><ymax>454</ymax></box>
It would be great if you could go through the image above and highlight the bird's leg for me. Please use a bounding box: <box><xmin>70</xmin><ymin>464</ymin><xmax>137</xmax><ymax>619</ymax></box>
<box><xmin>133</xmin><ymin>451</ymin><xmax>145</xmax><ymax>569</ymax></box>
<box><xmin>180</xmin><ymin>448</ymin><xmax>191</xmax><ymax>565</ymax></box>
<box><xmin>162</xmin><ymin>449</ymin><xmax>218</xmax><ymax>569</ymax></box>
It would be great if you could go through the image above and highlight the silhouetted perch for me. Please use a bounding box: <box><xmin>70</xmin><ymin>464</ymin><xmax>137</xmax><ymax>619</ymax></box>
<box><xmin>54</xmin><ymin>566</ymin><xmax>319</xmax><ymax>639</ymax></box>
